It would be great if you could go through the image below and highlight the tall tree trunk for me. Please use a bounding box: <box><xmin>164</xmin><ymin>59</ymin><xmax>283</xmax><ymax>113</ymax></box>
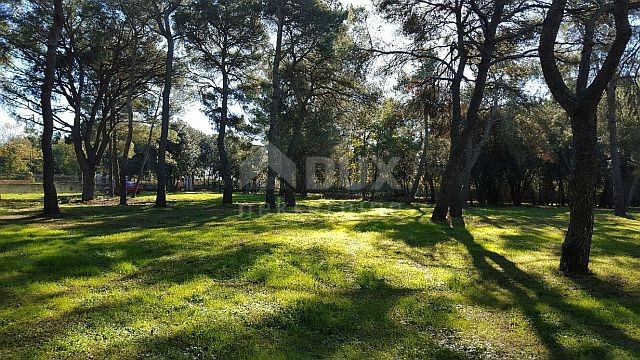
<box><xmin>120</xmin><ymin>35</ymin><xmax>138</xmax><ymax>206</ymax></box>
<box><xmin>40</xmin><ymin>0</ymin><xmax>63</xmax><ymax>216</ymax></box>
<box><xmin>156</xmin><ymin>31</ymin><xmax>174</xmax><ymax>208</ymax></box>
<box><xmin>406</xmin><ymin>114</ymin><xmax>430</xmax><ymax>204</ymax></box>
<box><xmin>266</xmin><ymin>0</ymin><xmax>284</xmax><ymax>209</ymax></box>
<box><xmin>432</xmin><ymin>1</ymin><xmax>505</xmax><ymax>225</ymax></box>
<box><xmin>539</xmin><ymin>0</ymin><xmax>631</xmax><ymax>275</ymax></box>
<box><xmin>109</xmin><ymin>119</ymin><xmax>117</xmax><ymax>197</ymax></box>
<box><xmin>219</xmin><ymin>70</ymin><xmax>233</xmax><ymax>205</ymax></box>
<box><xmin>607</xmin><ymin>75</ymin><xmax>626</xmax><ymax>216</ymax></box>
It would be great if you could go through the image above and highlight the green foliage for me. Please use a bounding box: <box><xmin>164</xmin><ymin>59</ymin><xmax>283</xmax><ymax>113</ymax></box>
<box><xmin>177</xmin><ymin>0</ymin><xmax>267</xmax><ymax>126</ymax></box>
<box><xmin>0</xmin><ymin>136</ymin><xmax>39</xmax><ymax>174</ymax></box>
<box><xmin>52</xmin><ymin>141</ymin><xmax>79</xmax><ymax>175</ymax></box>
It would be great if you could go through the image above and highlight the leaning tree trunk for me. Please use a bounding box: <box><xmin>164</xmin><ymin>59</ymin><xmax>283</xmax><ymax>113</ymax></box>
<box><xmin>560</xmin><ymin>110</ymin><xmax>598</xmax><ymax>274</ymax></box>
<box><xmin>606</xmin><ymin>75</ymin><xmax>626</xmax><ymax>217</ymax></box>
<box><xmin>432</xmin><ymin>1</ymin><xmax>505</xmax><ymax>225</ymax></box>
<box><xmin>40</xmin><ymin>0</ymin><xmax>63</xmax><ymax>216</ymax></box>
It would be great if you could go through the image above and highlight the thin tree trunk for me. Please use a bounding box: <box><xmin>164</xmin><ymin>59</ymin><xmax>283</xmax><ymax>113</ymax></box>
<box><xmin>41</xmin><ymin>0</ymin><xmax>63</xmax><ymax>216</ymax></box>
<box><xmin>120</xmin><ymin>34</ymin><xmax>138</xmax><ymax>206</ymax></box>
<box><xmin>461</xmin><ymin>105</ymin><xmax>498</xmax><ymax>208</ymax></box>
<box><xmin>406</xmin><ymin>114</ymin><xmax>430</xmax><ymax>204</ymax></box>
<box><xmin>266</xmin><ymin>0</ymin><xmax>284</xmax><ymax>209</ymax></box>
<box><xmin>219</xmin><ymin>70</ymin><xmax>233</xmax><ymax>204</ymax></box>
<box><xmin>607</xmin><ymin>75</ymin><xmax>626</xmax><ymax>216</ymax></box>
<box><xmin>134</xmin><ymin>123</ymin><xmax>155</xmax><ymax>197</ymax></box>
<box><xmin>559</xmin><ymin>178</ymin><xmax>566</xmax><ymax>206</ymax></box>
<box><xmin>155</xmin><ymin>7</ymin><xmax>177</xmax><ymax>208</ymax></box>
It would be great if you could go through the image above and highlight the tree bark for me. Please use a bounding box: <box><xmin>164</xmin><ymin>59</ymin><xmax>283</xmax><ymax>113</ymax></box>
<box><xmin>155</xmin><ymin>3</ymin><xmax>179</xmax><ymax>208</ymax></box>
<box><xmin>432</xmin><ymin>1</ymin><xmax>506</xmax><ymax>225</ymax></box>
<box><xmin>406</xmin><ymin>114</ymin><xmax>430</xmax><ymax>204</ymax></box>
<box><xmin>156</xmin><ymin>36</ymin><xmax>174</xmax><ymax>207</ymax></box>
<box><xmin>40</xmin><ymin>0</ymin><xmax>63</xmax><ymax>216</ymax></box>
<box><xmin>606</xmin><ymin>75</ymin><xmax>626</xmax><ymax>216</ymax></box>
<box><xmin>109</xmin><ymin>118</ymin><xmax>117</xmax><ymax>197</ymax></box>
<box><xmin>219</xmin><ymin>70</ymin><xmax>233</xmax><ymax>205</ymax></box>
<box><xmin>266</xmin><ymin>0</ymin><xmax>284</xmax><ymax>209</ymax></box>
<box><xmin>560</xmin><ymin>109</ymin><xmax>598</xmax><ymax>274</ymax></box>
<box><xmin>539</xmin><ymin>0</ymin><xmax>631</xmax><ymax>275</ymax></box>
<box><xmin>81</xmin><ymin>168</ymin><xmax>96</xmax><ymax>202</ymax></box>
<box><xmin>120</xmin><ymin>33</ymin><xmax>138</xmax><ymax>206</ymax></box>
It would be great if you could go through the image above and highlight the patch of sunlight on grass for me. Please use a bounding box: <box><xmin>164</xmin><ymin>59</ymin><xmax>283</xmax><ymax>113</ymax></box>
<box><xmin>1</xmin><ymin>193</ymin><xmax>639</xmax><ymax>359</ymax></box>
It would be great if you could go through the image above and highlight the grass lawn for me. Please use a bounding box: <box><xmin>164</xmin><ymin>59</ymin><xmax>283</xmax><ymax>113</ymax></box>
<box><xmin>0</xmin><ymin>193</ymin><xmax>639</xmax><ymax>359</ymax></box>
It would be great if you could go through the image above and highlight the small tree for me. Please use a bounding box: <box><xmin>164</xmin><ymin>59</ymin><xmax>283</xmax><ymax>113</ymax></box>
<box><xmin>178</xmin><ymin>0</ymin><xmax>267</xmax><ymax>205</ymax></box>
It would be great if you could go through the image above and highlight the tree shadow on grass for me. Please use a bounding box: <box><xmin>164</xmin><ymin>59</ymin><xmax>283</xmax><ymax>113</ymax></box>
<box><xmin>351</xmin><ymin>215</ymin><xmax>449</xmax><ymax>248</ymax></box>
<box><xmin>125</xmin><ymin>243</ymin><xmax>276</xmax><ymax>285</ymax></box>
<box><xmin>0</xmin><ymin>243</ymin><xmax>278</xmax><ymax>358</ymax></box>
<box><xmin>0</xmin><ymin>232</ymin><xmax>179</xmax><ymax>307</ymax></box>
<box><xmin>133</xmin><ymin>274</ymin><xmax>471</xmax><ymax>359</ymax></box>
<box><xmin>449</xmin><ymin>226</ymin><xmax>640</xmax><ymax>359</ymax></box>
<box><xmin>2</xmin><ymin>241</ymin><xmax>475</xmax><ymax>359</ymax></box>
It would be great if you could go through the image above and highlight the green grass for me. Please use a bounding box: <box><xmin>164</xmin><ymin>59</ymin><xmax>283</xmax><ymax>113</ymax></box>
<box><xmin>0</xmin><ymin>193</ymin><xmax>639</xmax><ymax>359</ymax></box>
